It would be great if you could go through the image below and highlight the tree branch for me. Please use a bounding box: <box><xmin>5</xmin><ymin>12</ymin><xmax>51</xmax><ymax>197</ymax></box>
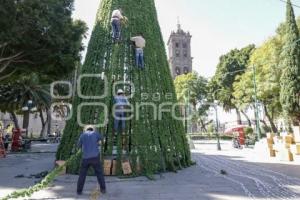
<box><xmin>0</xmin><ymin>69</ymin><xmax>17</xmax><ymax>81</ymax></box>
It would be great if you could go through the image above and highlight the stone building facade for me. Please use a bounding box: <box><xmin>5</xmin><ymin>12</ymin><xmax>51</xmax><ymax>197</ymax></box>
<box><xmin>167</xmin><ymin>23</ymin><xmax>193</xmax><ymax>79</ymax></box>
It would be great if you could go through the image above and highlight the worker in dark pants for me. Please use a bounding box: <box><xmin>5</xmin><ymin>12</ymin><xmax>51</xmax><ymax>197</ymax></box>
<box><xmin>111</xmin><ymin>8</ymin><xmax>127</xmax><ymax>42</ymax></box>
<box><xmin>112</xmin><ymin>89</ymin><xmax>129</xmax><ymax>151</ymax></box>
<box><xmin>131</xmin><ymin>34</ymin><xmax>146</xmax><ymax>69</ymax></box>
<box><xmin>77</xmin><ymin>125</ymin><xmax>106</xmax><ymax>195</ymax></box>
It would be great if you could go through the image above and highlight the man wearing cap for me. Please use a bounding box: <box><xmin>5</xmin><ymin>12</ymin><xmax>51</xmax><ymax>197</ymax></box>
<box><xmin>77</xmin><ymin>125</ymin><xmax>106</xmax><ymax>195</ymax></box>
<box><xmin>111</xmin><ymin>8</ymin><xmax>127</xmax><ymax>42</ymax></box>
<box><xmin>113</xmin><ymin>89</ymin><xmax>129</xmax><ymax>150</ymax></box>
<box><xmin>131</xmin><ymin>33</ymin><xmax>146</xmax><ymax>69</ymax></box>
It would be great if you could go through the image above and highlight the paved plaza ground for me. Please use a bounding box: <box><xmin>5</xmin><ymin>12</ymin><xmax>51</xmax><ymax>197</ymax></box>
<box><xmin>1</xmin><ymin>141</ymin><xmax>300</xmax><ymax>200</ymax></box>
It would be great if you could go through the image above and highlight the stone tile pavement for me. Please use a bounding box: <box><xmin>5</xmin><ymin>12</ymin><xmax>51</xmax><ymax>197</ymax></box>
<box><xmin>1</xmin><ymin>141</ymin><xmax>300</xmax><ymax>200</ymax></box>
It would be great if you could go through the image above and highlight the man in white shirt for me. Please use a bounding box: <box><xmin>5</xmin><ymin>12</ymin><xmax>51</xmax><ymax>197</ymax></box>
<box><xmin>111</xmin><ymin>8</ymin><xmax>125</xmax><ymax>42</ymax></box>
<box><xmin>131</xmin><ymin>34</ymin><xmax>146</xmax><ymax>69</ymax></box>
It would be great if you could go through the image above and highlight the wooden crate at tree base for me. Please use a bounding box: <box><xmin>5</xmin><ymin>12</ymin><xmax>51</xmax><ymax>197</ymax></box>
<box><xmin>55</xmin><ymin>160</ymin><xmax>66</xmax><ymax>175</ymax></box>
<box><xmin>104</xmin><ymin>167</ymin><xmax>111</xmax><ymax>176</ymax></box>
<box><xmin>103</xmin><ymin>160</ymin><xmax>112</xmax><ymax>176</ymax></box>
<box><xmin>122</xmin><ymin>161</ymin><xmax>132</xmax><ymax>175</ymax></box>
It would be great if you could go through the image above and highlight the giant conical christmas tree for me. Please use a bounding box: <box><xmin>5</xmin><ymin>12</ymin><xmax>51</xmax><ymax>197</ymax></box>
<box><xmin>56</xmin><ymin>0</ymin><xmax>191</xmax><ymax>176</ymax></box>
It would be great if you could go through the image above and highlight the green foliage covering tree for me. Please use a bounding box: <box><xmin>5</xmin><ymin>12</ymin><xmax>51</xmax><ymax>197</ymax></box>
<box><xmin>279</xmin><ymin>0</ymin><xmax>300</xmax><ymax>124</ymax></box>
<box><xmin>0</xmin><ymin>0</ymin><xmax>87</xmax><ymax>81</ymax></box>
<box><xmin>56</xmin><ymin>0</ymin><xmax>191</xmax><ymax>176</ymax></box>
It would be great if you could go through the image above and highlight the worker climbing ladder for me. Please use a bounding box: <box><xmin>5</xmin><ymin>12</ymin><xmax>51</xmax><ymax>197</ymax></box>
<box><xmin>0</xmin><ymin>135</ymin><xmax>6</xmax><ymax>158</ymax></box>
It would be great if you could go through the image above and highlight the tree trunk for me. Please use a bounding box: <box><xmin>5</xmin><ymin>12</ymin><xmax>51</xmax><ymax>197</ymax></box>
<box><xmin>260</xmin><ymin>119</ymin><xmax>268</xmax><ymax>127</ymax></box>
<box><xmin>199</xmin><ymin>118</ymin><xmax>207</xmax><ymax>132</ymax></box>
<box><xmin>263</xmin><ymin>105</ymin><xmax>278</xmax><ymax>133</ymax></box>
<box><xmin>46</xmin><ymin>110</ymin><xmax>52</xmax><ymax>136</ymax></box>
<box><xmin>22</xmin><ymin>111</ymin><xmax>30</xmax><ymax>137</ymax></box>
<box><xmin>39</xmin><ymin>110</ymin><xmax>47</xmax><ymax>138</ymax></box>
<box><xmin>241</xmin><ymin>110</ymin><xmax>251</xmax><ymax>127</ymax></box>
<box><xmin>9</xmin><ymin>112</ymin><xmax>19</xmax><ymax>129</ymax></box>
<box><xmin>236</xmin><ymin>108</ymin><xmax>242</xmax><ymax>125</ymax></box>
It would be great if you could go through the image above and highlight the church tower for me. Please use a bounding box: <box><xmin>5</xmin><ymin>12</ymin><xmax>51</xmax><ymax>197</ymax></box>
<box><xmin>167</xmin><ymin>21</ymin><xmax>193</xmax><ymax>79</ymax></box>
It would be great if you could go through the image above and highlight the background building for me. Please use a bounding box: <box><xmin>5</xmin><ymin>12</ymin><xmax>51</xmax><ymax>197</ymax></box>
<box><xmin>167</xmin><ymin>22</ymin><xmax>193</xmax><ymax>79</ymax></box>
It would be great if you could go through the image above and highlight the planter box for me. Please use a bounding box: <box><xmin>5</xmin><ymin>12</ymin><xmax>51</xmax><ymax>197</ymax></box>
<box><xmin>279</xmin><ymin>149</ymin><xmax>294</xmax><ymax>162</ymax></box>
<box><xmin>290</xmin><ymin>144</ymin><xmax>300</xmax><ymax>155</ymax></box>
<box><xmin>269</xmin><ymin>149</ymin><xmax>276</xmax><ymax>157</ymax></box>
<box><xmin>293</xmin><ymin>126</ymin><xmax>300</xmax><ymax>143</ymax></box>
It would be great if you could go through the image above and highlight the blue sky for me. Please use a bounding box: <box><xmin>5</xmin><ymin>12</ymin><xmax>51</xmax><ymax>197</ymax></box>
<box><xmin>73</xmin><ymin>0</ymin><xmax>300</xmax><ymax>78</ymax></box>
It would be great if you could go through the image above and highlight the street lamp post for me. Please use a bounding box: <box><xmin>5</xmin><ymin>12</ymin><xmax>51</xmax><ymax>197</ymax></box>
<box><xmin>184</xmin><ymin>90</ymin><xmax>191</xmax><ymax>134</ymax></box>
<box><xmin>252</xmin><ymin>65</ymin><xmax>261</xmax><ymax>140</ymax></box>
<box><xmin>184</xmin><ymin>98</ymin><xmax>188</xmax><ymax>134</ymax></box>
<box><xmin>22</xmin><ymin>100</ymin><xmax>37</xmax><ymax>137</ymax></box>
<box><xmin>214</xmin><ymin>101</ymin><xmax>221</xmax><ymax>151</ymax></box>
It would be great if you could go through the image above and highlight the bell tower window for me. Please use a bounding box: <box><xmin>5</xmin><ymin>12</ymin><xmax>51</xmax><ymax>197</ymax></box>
<box><xmin>184</xmin><ymin>67</ymin><xmax>189</xmax><ymax>74</ymax></box>
<box><xmin>184</xmin><ymin>51</ymin><xmax>187</xmax><ymax>57</ymax></box>
<box><xmin>176</xmin><ymin>67</ymin><xmax>181</xmax><ymax>75</ymax></box>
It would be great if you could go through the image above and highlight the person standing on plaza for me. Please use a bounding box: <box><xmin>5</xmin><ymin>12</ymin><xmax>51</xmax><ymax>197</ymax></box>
<box><xmin>77</xmin><ymin>125</ymin><xmax>106</xmax><ymax>195</ymax></box>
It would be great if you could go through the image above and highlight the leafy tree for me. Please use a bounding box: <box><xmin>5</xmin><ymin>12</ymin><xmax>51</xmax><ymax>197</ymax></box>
<box><xmin>0</xmin><ymin>73</ymin><xmax>51</xmax><ymax>136</ymax></box>
<box><xmin>174</xmin><ymin>73</ymin><xmax>207</xmax><ymax>106</ymax></box>
<box><xmin>233</xmin><ymin>37</ymin><xmax>282</xmax><ymax>133</ymax></box>
<box><xmin>56</xmin><ymin>0</ymin><xmax>191</xmax><ymax>176</ymax></box>
<box><xmin>210</xmin><ymin>45</ymin><xmax>255</xmax><ymax>125</ymax></box>
<box><xmin>279</xmin><ymin>0</ymin><xmax>300</xmax><ymax>124</ymax></box>
<box><xmin>174</xmin><ymin>73</ymin><xmax>209</xmax><ymax>132</ymax></box>
<box><xmin>0</xmin><ymin>0</ymin><xmax>87</xmax><ymax>81</ymax></box>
